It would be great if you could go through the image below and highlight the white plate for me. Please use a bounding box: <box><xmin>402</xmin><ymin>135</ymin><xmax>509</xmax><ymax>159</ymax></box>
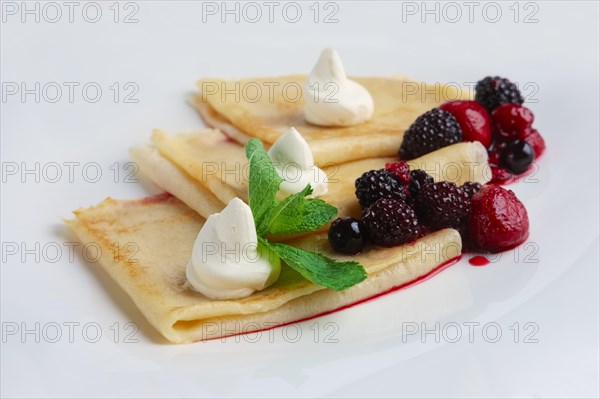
<box><xmin>1</xmin><ymin>2</ymin><xmax>599</xmax><ymax>397</ymax></box>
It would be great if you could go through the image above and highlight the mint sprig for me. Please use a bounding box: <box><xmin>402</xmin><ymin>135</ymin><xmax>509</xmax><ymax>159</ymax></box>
<box><xmin>246</xmin><ymin>139</ymin><xmax>367</xmax><ymax>291</ymax></box>
<box><xmin>266</xmin><ymin>185</ymin><xmax>337</xmax><ymax>236</ymax></box>
<box><xmin>267</xmin><ymin>242</ymin><xmax>367</xmax><ymax>291</ymax></box>
<box><xmin>245</xmin><ymin>139</ymin><xmax>283</xmax><ymax>236</ymax></box>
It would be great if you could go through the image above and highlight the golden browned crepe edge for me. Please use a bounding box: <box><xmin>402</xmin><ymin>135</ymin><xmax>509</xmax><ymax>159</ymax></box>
<box><xmin>146</xmin><ymin>129</ymin><xmax>491</xmax><ymax>218</ymax></box>
<box><xmin>191</xmin><ymin>95</ymin><xmax>253</xmax><ymax>145</ymax></box>
<box><xmin>192</xmin><ymin>96</ymin><xmax>404</xmax><ymax>164</ymax></box>
<box><xmin>190</xmin><ymin>74</ymin><xmax>424</xmax><ymax>147</ymax></box>
<box><xmin>192</xmin><ymin>75</ymin><xmax>472</xmax><ymax>164</ymax></box>
<box><xmin>69</xmin><ymin>207</ymin><xmax>461</xmax><ymax>344</ymax></box>
<box><xmin>172</xmin><ymin>230</ymin><xmax>461</xmax><ymax>343</ymax></box>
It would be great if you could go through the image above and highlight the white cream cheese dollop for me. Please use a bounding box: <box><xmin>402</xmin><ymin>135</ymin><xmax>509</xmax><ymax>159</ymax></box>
<box><xmin>304</xmin><ymin>48</ymin><xmax>374</xmax><ymax>127</ymax></box>
<box><xmin>186</xmin><ymin>198</ymin><xmax>280</xmax><ymax>300</ymax></box>
<box><xmin>268</xmin><ymin>127</ymin><xmax>328</xmax><ymax>197</ymax></box>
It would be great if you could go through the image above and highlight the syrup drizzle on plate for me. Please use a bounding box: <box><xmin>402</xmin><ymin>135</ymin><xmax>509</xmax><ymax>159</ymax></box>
<box><xmin>468</xmin><ymin>255</ymin><xmax>490</xmax><ymax>266</ymax></box>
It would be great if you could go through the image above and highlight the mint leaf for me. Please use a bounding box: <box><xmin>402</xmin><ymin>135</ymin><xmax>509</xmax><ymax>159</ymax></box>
<box><xmin>266</xmin><ymin>184</ymin><xmax>338</xmax><ymax>236</ymax></box>
<box><xmin>245</xmin><ymin>139</ymin><xmax>283</xmax><ymax>236</ymax></box>
<box><xmin>245</xmin><ymin>138</ymin><xmax>367</xmax><ymax>292</ymax></box>
<box><xmin>267</xmin><ymin>242</ymin><xmax>367</xmax><ymax>291</ymax></box>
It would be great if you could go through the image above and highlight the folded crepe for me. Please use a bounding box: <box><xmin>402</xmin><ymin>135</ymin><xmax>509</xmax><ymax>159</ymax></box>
<box><xmin>67</xmin><ymin>193</ymin><xmax>462</xmax><ymax>344</ymax></box>
<box><xmin>70</xmin><ymin>82</ymin><xmax>489</xmax><ymax>343</ymax></box>
<box><xmin>132</xmin><ymin>129</ymin><xmax>491</xmax><ymax>221</ymax></box>
<box><xmin>193</xmin><ymin>75</ymin><xmax>470</xmax><ymax>164</ymax></box>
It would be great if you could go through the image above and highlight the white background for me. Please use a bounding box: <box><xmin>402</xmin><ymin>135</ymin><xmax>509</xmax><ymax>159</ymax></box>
<box><xmin>1</xmin><ymin>1</ymin><xmax>599</xmax><ymax>397</ymax></box>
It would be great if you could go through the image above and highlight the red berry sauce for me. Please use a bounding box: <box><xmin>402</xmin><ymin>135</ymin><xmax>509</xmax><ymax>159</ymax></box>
<box><xmin>488</xmin><ymin>162</ymin><xmax>539</xmax><ymax>185</ymax></box>
<box><xmin>468</xmin><ymin>255</ymin><xmax>490</xmax><ymax>266</ymax></box>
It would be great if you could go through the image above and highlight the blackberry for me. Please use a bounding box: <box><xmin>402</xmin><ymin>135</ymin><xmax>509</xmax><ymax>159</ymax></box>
<box><xmin>355</xmin><ymin>169</ymin><xmax>407</xmax><ymax>209</ymax></box>
<box><xmin>415</xmin><ymin>182</ymin><xmax>471</xmax><ymax>231</ymax></box>
<box><xmin>460</xmin><ymin>182</ymin><xmax>482</xmax><ymax>198</ymax></box>
<box><xmin>408</xmin><ymin>169</ymin><xmax>434</xmax><ymax>198</ymax></box>
<box><xmin>361</xmin><ymin>199</ymin><xmax>420</xmax><ymax>247</ymax></box>
<box><xmin>328</xmin><ymin>217</ymin><xmax>366</xmax><ymax>255</ymax></box>
<box><xmin>399</xmin><ymin>109</ymin><xmax>463</xmax><ymax>160</ymax></box>
<box><xmin>475</xmin><ymin>76</ymin><xmax>524</xmax><ymax>113</ymax></box>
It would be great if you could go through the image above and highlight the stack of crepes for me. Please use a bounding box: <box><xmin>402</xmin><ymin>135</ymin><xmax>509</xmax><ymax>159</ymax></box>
<box><xmin>68</xmin><ymin>74</ymin><xmax>491</xmax><ymax>343</ymax></box>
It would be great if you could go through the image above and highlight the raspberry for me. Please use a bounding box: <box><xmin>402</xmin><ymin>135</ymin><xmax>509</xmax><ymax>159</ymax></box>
<box><xmin>385</xmin><ymin>161</ymin><xmax>411</xmax><ymax>185</ymax></box>
<box><xmin>518</xmin><ymin>127</ymin><xmax>546</xmax><ymax>158</ymax></box>
<box><xmin>361</xmin><ymin>199</ymin><xmax>420</xmax><ymax>247</ymax></box>
<box><xmin>408</xmin><ymin>169</ymin><xmax>434</xmax><ymax>197</ymax></box>
<box><xmin>355</xmin><ymin>169</ymin><xmax>407</xmax><ymax>209</ymax></box>
<box><xmin>475</xmin><ymin>76</ymin><xmax>524</xmax><ymax>113</ymax></box>
<box><xmin>469</xmin><ymin>185</ymin><xmax>529</xmax><ymax>252</ymax></box>
<box><xmin>399</xmin><ymin>109</ymin><xmax>463</xmax><ymax>160</ymax></box>
<box><xmin>414</xmin><ymin>182</ymin><xmax>471</xmax><ymax>231</ymax></box>
<box><xmin>492</xmin><ymin>104</ymin><xmax>535</xmax><ymax>141</ymax></box>
<box><xmin>440</xmin><ymin>100</ymin><xmax>492</xmax><ymax>148</ymax></box>
<box><xmin>460</xmin><ymin>182</ymin><xmax>482</xmax><ymax>198</ymax></box>
<box><xmin>328</xmin><ymin>217</ymin><xmax>366</xmax><ymax>254</ymax></box>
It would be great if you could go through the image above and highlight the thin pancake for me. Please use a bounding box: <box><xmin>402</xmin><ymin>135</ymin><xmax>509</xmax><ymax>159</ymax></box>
<box><xmin>195</xmin><ymin>75</ymin><xmax>471</xmax><ymax>164</ymax></box>
<box><xmin>150</xmin><ymin>129</ymin><xmax>491</xmax><ymax>221</ymax></box>
<box><xmin>130</xmin><ymin>145</ymin><xmax>224</xmax><ymax>217</ymax></box>
<box><xmin>67</xmin><ymin>194</ymin><xmax>461</xmax><ymax>343</ymax></box>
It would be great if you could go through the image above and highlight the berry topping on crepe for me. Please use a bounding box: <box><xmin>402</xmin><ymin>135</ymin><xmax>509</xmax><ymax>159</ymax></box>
<box><xmin>465</xmin><ymin>78</ymin><xmax>546</xmax><ymax>180</ymax></box>
<box><xmin>475</xmin><ymin>76</ymin><xmax>524</xmax><ymax>113</ymax></box>
<box><xmin>361</xmin><ymin>199</ymin><xmax>420</xmax><ymax>247</ymax></box>
<box><xmin>468</xmin><ymin>185</ymin><xmax>529</xmax><ymax>252</ymax></box>
<box><xmin>399</xmin><ymin>109</ymin><xmax>463</xmax><ymax>159</ymax></box>
<box><xmin>440</xmin><ymin>100</ymin><xmax>492</xmax><ymax>148</ymax></box>
<box><xmin>328</xmin><ymin>217</ymin><xmax>366</xmax><ymax>255</ymax></box>
<box><xmin>355</xmin><ymin>169</ymin><xmax>407</xmax><ymax>208</ymax></box>
<box><xmin>395</xmin><ymin>76</ymin><xmax>543</xmax><ymax>183</ymax></box>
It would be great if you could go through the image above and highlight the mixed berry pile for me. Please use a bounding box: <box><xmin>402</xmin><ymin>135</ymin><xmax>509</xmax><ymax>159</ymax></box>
<box><xmin>329</xmin><ymin>76</ymin><xmax>538</xmax><ymax>255</ymax></box>
<box><xmin>400</xmin><ymin>75</ymin><xmax>546</xmax><ymax>183</ymax></box>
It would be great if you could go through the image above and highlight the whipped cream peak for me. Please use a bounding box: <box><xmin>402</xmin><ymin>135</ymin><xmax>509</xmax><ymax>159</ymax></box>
<box><xmin>268</xmin><ymin>127</ymin><xmax>313</xmax><ymax>169</ymax></box>
<box><xmin>311</xmin><ymin>48</ymin><xmax>346</xmax><ymax>82</ymax></box>
<box><xmin>268</xmin><ymin>127</ymin><xmax>328</xmax><ymax>197</ymax></box>
<box><xmin>186</xmin><ymin>198</ymin><xmax>280</xmax><ymax>300</ymax></box>
<box><xmin>305</xmin><ymin>48</ymin><xmax>374</xmax><ymax>127</ymax></box>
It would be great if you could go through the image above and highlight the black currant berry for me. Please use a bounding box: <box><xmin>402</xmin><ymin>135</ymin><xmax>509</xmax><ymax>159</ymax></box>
<box><xmin>328</xmin><ymin>217</ymin><xmax>366</xmax><ymax>254</ymax></box>
<box><xmin>500</xmin><ymin>140</ymin><xmax>534</xmax><ymax>174</ymax></box>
